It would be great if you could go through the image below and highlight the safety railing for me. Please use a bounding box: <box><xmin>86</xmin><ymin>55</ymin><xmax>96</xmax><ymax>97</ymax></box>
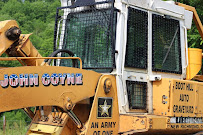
<box><xmin>0</xmin><ymin>57</ymin><xmax>83</xmax><ymax>69</ymax></box>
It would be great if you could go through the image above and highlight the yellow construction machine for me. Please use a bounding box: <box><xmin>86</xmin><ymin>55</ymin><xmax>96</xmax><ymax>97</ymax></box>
<box><xmin>1</xmin><ymin>0</ymin><xmax>203</xmax><ymax>134</ymax></box>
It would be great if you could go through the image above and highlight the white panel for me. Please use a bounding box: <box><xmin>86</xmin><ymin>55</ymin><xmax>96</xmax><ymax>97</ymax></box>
<box><xmin>149</xmin><ymin>75</ymin><xmax>161</xmax><ymax>81</ymax></box>
<box><xmin>61</xmin><ymin>0</ymin><xmax>68</xmax><ymax>7</ymax></box>
<box><xmin>124</xmin><ymin>71</ymin><xmax>148</xmax><ymax>82</ymax></box>
<box><xmin>152</xmin><ymin>0</ymin><xmax>185</xmax><ymax>19</ymax></box>
<box><xmin>122</xmin><ymin>0</ymin><xmax>185</xmax><ymax>19</ymax></box>
<box><xmin>122</xmin><ymin>0</ymin><xmax>151</xmax><ymax>9</ymax></box>
<box><xmin>184</xmin><ymin>10</ymin><xmax>193</xmax><ymax>29</ymax></box>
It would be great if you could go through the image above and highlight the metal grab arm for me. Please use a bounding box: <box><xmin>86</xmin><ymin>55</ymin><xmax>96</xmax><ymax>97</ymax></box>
<box><xmin>0</xmin><ymin>66</ymin><xmax>101</xmax><ymax>113</ymax></box>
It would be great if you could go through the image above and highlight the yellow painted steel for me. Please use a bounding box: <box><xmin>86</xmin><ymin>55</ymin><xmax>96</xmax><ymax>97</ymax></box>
<box><xmin>153</xmin><ymin>78</ymin><xmax>171</xmax><ymax>116</ymax></box>
<box><xmin>80</xmin><ymin>75</ymin><xmax>119</xmax><ymax>135</ymax></box>
<box><xmin>0</xmin><ymin>20</ymin><xmax>19</xmax><ymax>56</ymax></box>
<box><xmin>26</xmin><ymin>75</ymin><xmax>119</xmax><ymax>135</ymax></box>
<box><xmin>15</xmin><ymin>34</ymin><xmax>46</xmax><ymax>66</ymax></box>
<box><xmin>0</xmin><ymin>66</ymin><xmax>101</xmax><ymax>112</ymax></box>
<box><xmin>28</xmin><ymin>124</ymin><xmax>63</xmax><ymax>134</ymax></box>
<box><xmin>175</xmin><ymin>3</ymin><xmax>203</xmax><ymax>80</ymax></box>
<box><xmin>153</xmin><ymin>78</ymin><xmax>203</xmax><ymax>117</ymax></box>
<box><xmin>186</xmin><ymin>48</ymin><xmax>202</xmax><ymax>80</ymax></box>
<box><xmin>0</xmin><ymin>20</ymin><xmax>46</xmax><ymax>66</ymax></box>
<box><xmin>119</xmin><ymin>115</ymin><xmax>203</xmax><ymax>134</ymax></box>
<box><xmin>118</xmin><ymin>115</ymin><xmax>148</xmax><ymax>134</ymax></box>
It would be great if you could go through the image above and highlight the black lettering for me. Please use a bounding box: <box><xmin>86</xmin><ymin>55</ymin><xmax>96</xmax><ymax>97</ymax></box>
<box><xmin>186</xmin><ymin>95</ymin><xmax>189</xmax><ymax>102</ymax></box>
<box><xmin>91</xmin><ymin>122</ymin><xmax>94</xmax><ymax>128</ymax></box>
<box><xmin>108</xmin><ymin>130</ymin><xmax>113</xmax><ymax>135</ymax></box>
<box><xmin>178</xmin><ymin>82</ymin><xmax>181</xmax><ymax>90</ymax></box>
<box><xmin>93</xmin><ymin>131</ymin><xmax>100</xmax><ymax>135</ymax></box>
<box><xmin>179</xmin><ymin>105</ymin><xmax>182</xmax><ymax>113</ymax></box>
<box><xmin>105</xmin><ymin>122</ymin><xmax>108</xmax><ymax>128</ymax></box>
<box><xmin>190</xmin><ymin>84</ymin><xmax>193</xmax><ymax>91</ymax></box>
<box><xmin>173</xmin><ymin>105</ymin><xmax>178</xmax><ymax>113</ymax></box>
<box><xmin>91</xmin><ymin>122</ymin><xmax>99</xmax><ymax>128</ymax></box>
<box><xmin>186</xmin><ymin>84</ymin><xmax>193</xmax><ymax>91</ymax></box>
<box><xmin>171</xmin><ymin>125</ymin><xmax>175</xmax><ymax>128</ymax></box>
<box><xmin>180</xmin><ymin>94</ymin><xmax>183</xmax><ymax>101</ymax></box>
<box><xmin>102</xmin><ymin>131</ymin><xmax>113</xmax><ymax>135</ymax></box>
<box><xmin>101</xmin><ymin>122</ymin><xmax>104</xmax><ymax>128</ymax></box>
<box><xmin>175</xmin><ymin>82</ymin><xmax>194</xmax><ymax>91</ymax></box>
<box><xmin>108</xmin><ymin>122</ymin><xmax>112</xmax><ymax>128</ymax></box>
<box><xmin>191</xmin><ymin>106</ymin><xmax>194</xmax><ymax>113</ymax></box>
<box><xmin>180</xmin><ymin>125</ymin><xmax>200</xmax><ymax>129</ymax></box>
<box><xmin>179</xmin><ymin>94</ymin><xmax>190</xmax><ymax>102</ymax></box>
<box><xmin>173</xmin><ymin>105</ymin><xmax>194</xmax><ymax>113</ymax></box>
<box><xmin>100</xmin><ymin>122</ymin><xmax>116</xmax><ymax>129</ymax></box>
<box><xmin>181</xmin><ymin>82</ymin><xmax>183</xmax><ymax>89</ymax></box>
<box><xmin>183</xmin><ymin>106</ymin><xmax>185</xmax><ymax>113</ymax></box>
<box><xmin>176</xmin><ymin>82</ymin><xmax>178</xmax><ymax>89</ymax></box>
<box><xmin>183</xmin><ymin>83</ymin><xmax>186</xmax><ymax>90</ymax></box>
<box><xmin>113</xmin><ymin>122</ymin><xmax>116</xmax><ymax>128</ymax></box>
<box><xmin>186</xmin><ymin>84</ymin><xmax>189</xmax><ymax>91</ymax></box>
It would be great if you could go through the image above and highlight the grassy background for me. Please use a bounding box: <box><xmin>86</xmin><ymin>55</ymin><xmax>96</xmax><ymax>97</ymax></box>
<box><xmin>0</xmin><ymin>120</ymin><xmax>30</xmax><ymax>135</ymax></box>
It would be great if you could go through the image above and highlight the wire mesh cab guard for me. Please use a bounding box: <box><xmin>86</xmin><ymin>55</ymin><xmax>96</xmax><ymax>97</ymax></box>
<box><xmin>124</xmin><ymin>6</ymin><xmax>182</xmax><ymax>112</ymax></box>
<box><xmin>54</xmin><ymin>0</ymin><xmax>118</xmax><ymax>73</ymax></box>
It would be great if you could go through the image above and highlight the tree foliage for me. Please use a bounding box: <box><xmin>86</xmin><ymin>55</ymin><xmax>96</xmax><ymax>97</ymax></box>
<box><xmin>0</xmin><ymin>0</ymin><xmax>60</xmax><ymax>56</ymax></box>
<box><xmin>0</xmin><ymin>0</ymin><xmax>60</xmax><ymax>125</ymax></box>
<box><xmin>177</xmin><ymin>0</ymin><xmax>203</xmax><ymax>48</ymax></box>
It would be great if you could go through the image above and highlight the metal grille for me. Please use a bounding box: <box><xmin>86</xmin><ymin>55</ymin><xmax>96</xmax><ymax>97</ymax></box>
<box><xmin>152</xmin><ymin>14</ymin><xmax>182</xmax><ymax>74</ymax></box>
<box><xmin>125</xmin><ymin>7</ymin><xmax>148</xmax><ymax>69</ymax></box>
<box><xmin>126</xmin><ymin>81</ymin><xmax>147</xmax><ymax>109</ymax></box>
<box><xmin>54</xmin><ymin>0</ymin><xmax>117</xmax><ymax>72</ymax></box>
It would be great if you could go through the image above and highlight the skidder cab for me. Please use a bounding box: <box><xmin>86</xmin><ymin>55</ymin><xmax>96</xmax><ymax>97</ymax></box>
<box><xmin>54</xmin><ymin>0</ymin><xmax>117</xmax><ymax>73</ymax></box>
<box><xmin>55</xmin><ymin>0</ymin><xmax>203</xmax><ymax>134</ymax></box>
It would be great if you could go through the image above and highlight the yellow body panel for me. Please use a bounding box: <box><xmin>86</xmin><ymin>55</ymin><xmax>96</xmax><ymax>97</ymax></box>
<box><xmin>0</xmin><ymin>66</ymin><xmax>101</xmax><ymax>112</ymax></box>
<box><xmin>119</xmin><ymin>115</ymin><xmax>148</xmax><ymax>134</ymax></box>
<box><xmin>153</xmin><ymin>78</ymin><xmax>203</xmax><ymax>117</ymax></box>
<box><xmin>0</xmin><ymin>20</ymin><xmax>48</xmax><ymax>66</ymax></box>
<box><xmin>119</xmin><ymin>115</ymin><xmax>203</xmax><ymax>134</ymax></box>
<box><xmin>15</xmin><ymin>34</ymin><xmax>45</xmax><ymax>66</ymax></box>
<box><xmin>28</xmin><ymin>124</ymin><xmax>63</xmax><ymax>134</ymax></box>
<box><xmin>118</xmin><ymin>78</ymin><xmax>203</xmax><ymax>134</ymax></box>
<box><xmin>186</xmin><ymin>48</ymin><xmax>202</xmax><ymax>80</ymax></box>
<box><xmin>0</xmin><ymin>20</ymin><xmax>19</xmax><ymax>56</ymax></box>
<box><xmin>80</xmin><ymin>75</ymin><xmax>119</xmax><ymax>135</ymax></box>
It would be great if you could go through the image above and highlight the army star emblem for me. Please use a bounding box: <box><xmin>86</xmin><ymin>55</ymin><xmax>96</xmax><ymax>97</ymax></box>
<box><xmin>97</xmin><ymin>97</ymin><xmax>112</xmax><ymax>118</ymax></box>
<box><xmin>99</xmin><ymin>100</ymin><xmax>111</xmax><ymax>116</ymax></box>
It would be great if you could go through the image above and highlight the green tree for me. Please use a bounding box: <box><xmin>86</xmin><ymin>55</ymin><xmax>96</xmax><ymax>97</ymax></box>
<box><xmin>0</xmin><ymin>0</ymin><xmax>60</xmax><ymax>133</ymax></box>
<box><xmin>178</xmin><ymin>0</ymin><xmax>203</xmax><ymax>48</ymax></box>
<box><xmin>0</xmin><ymin>0</ymin><xmax>60</xmax><ymax>58</ymax></box>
